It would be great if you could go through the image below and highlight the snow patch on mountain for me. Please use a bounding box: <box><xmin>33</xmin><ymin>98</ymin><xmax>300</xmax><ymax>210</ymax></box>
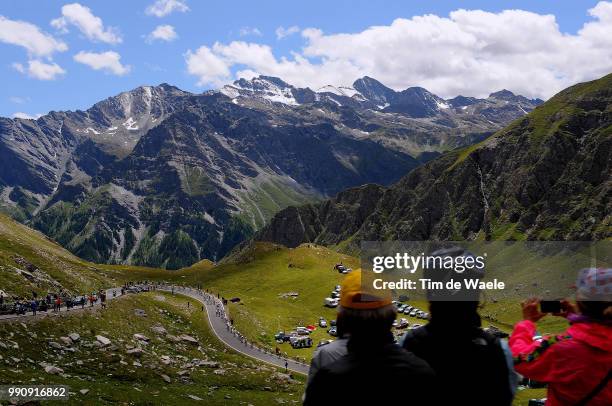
<box><xmin>436</xmin><ymin>101</ymin><xmax>451</xmax><ymax>110</ymax></box>
<box><xmin>317</xmin><ymin>85</ymin><xmax>362</xmax><ymax>98</ymax></box>
<box><xmin>221</xmin><ymin>76</ymin><xmax>298</xmax><ymax>105</ymax></box>
<box><xmin>122</xmin><ymin>117</ymin><xmax>139</xmax><ymax>130</ymax></box>
<box><xmin>203</xmin><ymin>212</ymin><xmax>215</xmax><ymax>224</ymax></box>
<box><xmin>85</xmin><ymin>127</ymin><xmax>100</xmax><ymax>135</ymax></box>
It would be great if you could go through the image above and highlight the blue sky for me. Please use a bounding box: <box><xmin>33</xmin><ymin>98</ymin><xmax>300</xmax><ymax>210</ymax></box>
<box><xmin>1</xmin><ymin>0</ymin><xmax>611</xmax><ymax>118</ymax></box>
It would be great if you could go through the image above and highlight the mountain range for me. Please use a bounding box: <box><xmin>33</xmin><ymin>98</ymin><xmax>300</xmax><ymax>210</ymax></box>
<box><xmin>0</xmin><ymin>75</ymin><xmax>542</xmax><ymax>268</ymax></box>
<box><xmin>259</xmin><ymin>73</ymin><xmax>612</xmax><ymax>249</ymax></box>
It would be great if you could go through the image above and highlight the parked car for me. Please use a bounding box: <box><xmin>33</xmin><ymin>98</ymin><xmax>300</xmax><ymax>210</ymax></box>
<box><xmin>296</xmin><ymin>327</ymin><xmax>311</xmax><ymax>335</ymax></box>
<box><xmin>329</xmin><ymin>319</ymin><xmax>336</xmax><ymax>327</ymax></box>
<box><xmin>274</xmin><ymin>331</ymin><xmax>297</xmax><ymax>343</ymax></box>
<box><xmin>274</xmin><ymin>331</ymin><xmax>291</xmax><ymax>343</ymax></box>
<box><xmin>330</xmin><ymin>291</ymin><xmax>340</xmax><ymax>299</ymax></box>
<box><xmin>319</xmin><ymin>318</ymin><xmax>327</xmax><ymax>328</ymax></box>
<box><xmin>409</xmin><ymin>310</ymin><xmax>417</xmax><ymax>317</ymax></box>
<box><xmin>290</xmin><ymin>336</ymin><xmax>313</xmax><ymax>349</ymax></box>
<box><xmin>328</xmin><ymin>327</ymin><xmax>338</xmax><ymax>337</ymax></box>
<box><xmin>396</xmin><ymin>318</ymin><xmax>409</xmax><ymax>329</ymax></box>
<box><xmin>324</xmin><ymin>298</ymin><xmax>339</xmax><ymax>308</ymax></box>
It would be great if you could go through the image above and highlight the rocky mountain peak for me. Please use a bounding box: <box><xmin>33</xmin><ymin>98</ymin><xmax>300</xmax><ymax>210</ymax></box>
<box><xmin>352</xmin><ymin>76</ymin><xmax>395</xmax><ymax>105</ymax></box>
<box><xmin>488</xmin><ymin>89</ymin><xmax>517</xmax><ymax>100</ymax></box>
<box><xmin>220</xmin><ymin>75</ymin><xmax>298</xmax><ymax>105</ymax></box>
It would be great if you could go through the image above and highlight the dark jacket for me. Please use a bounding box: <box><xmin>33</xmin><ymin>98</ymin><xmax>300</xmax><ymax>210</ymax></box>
<box><xmin>402</xmin><ymin>323</ymin><xmax>514</xmax><ymax>406</ymax></box>
<box><xmin>304</xmin><ymin>339</ymin><xmax>435</xmax><ymax>405</ymax></box>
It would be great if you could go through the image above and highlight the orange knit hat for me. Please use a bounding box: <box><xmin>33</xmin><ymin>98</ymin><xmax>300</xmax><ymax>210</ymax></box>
<box><xmin>340</xmin><ymin>269</ymin><xmax>393</xmax><ymax>309</ymax></box>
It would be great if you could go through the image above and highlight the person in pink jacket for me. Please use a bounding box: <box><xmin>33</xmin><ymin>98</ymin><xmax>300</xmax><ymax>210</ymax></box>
<box><xmin>509</xmin><ymin>268</ymin><xmax>611</xmax><ymax>406</ymax></box>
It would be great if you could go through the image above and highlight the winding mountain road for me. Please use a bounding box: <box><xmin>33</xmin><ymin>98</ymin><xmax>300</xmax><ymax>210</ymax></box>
<box><xmin>159</xmin><ymin>285</ymin><xmax>310</xmax><ymax>376</ymax></box>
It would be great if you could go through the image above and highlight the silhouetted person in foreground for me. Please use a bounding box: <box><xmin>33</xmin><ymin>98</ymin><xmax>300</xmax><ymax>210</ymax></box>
<box><xmin>304</xmin><ymin>270</ymin><xmax>435</xmax><ymax>405</ymax></box>
<box><xmin>401</xmin><ymin>247</ymin><xmax>515</xmax><ymax>406</ymax></box>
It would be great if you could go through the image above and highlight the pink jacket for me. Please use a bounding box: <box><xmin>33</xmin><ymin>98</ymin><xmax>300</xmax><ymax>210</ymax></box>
<box><xmin>509</xmin><ymin>320</ymin><xmax>611</xmax><ymax>406</ymax></box>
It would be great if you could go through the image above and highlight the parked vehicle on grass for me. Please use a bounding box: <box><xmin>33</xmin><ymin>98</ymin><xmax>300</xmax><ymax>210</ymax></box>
<box><xmin>324</xmin><ymin>298</ymin><xmax>339</xmax><ymax>308</ymax></box>
<box><xmin>274</xmin><ymin>331</ymin><xmax>293</xmax><ymax>343</ymax></box>
<box><xmin>396</xmin><ymin>318</ymin><xmax>409</xmax><ymax>329</ymax></box>
<box><xmin>290</xmin><ymin>336</ymin><xmax>313</xmax><ymax>349</ymax></box>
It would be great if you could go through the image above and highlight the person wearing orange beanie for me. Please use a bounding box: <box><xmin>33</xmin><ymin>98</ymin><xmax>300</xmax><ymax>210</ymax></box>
<box><xmin>304</xmin><ymin>270</ymin><xmax>435</xmax><ymax>405</ymax></box>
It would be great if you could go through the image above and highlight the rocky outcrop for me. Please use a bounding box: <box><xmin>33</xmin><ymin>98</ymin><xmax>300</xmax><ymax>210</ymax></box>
<box><xmin>257</xmin><ymin>183</ymin><xmax>385</xmax><ymax>247</ymax></box>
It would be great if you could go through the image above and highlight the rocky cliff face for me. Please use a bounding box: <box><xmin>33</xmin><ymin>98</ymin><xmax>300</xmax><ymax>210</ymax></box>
<box><xmin>259</xmin><ymin>73</ymin><xmax>612</xmax><ymax>249</ymax></box>
<box><xmin>0</xmin><ymin>76</ymin><xmax>541</xmax><ymax>268</ymax></box>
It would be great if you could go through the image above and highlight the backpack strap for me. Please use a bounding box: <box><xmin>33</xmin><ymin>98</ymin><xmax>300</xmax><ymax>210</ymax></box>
<box><xmin>575</xmin><ymin>369</ymin><xmax>611</xmax><ymax>406</ymax></box>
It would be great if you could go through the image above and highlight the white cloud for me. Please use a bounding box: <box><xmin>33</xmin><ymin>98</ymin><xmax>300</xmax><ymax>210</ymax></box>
<box><xmin>275</xmin><ymin>25</ymin><xmax>299</xmax><ymax>39</ymax></box>
<box><xmin>239</xmin><ymin>27</ymin><xmax>262</xmax><ymax>37</ymax></box>
<box><xmin>147</xmin><ymin>24</ymin><xmax>177</xmax><ymax>42</ymax></box>
<box><xmin>51</xmin><ymin>3</ymin><xmax>121</xmax><ymax>44</ymax></box>
<box><xmin>145</xmin><ymin>0</ymin><xmax>189</xmax><ymax>17</ymax></box>
<box><xmin>12</xmin><ymin>112</ymin><xmax>43</xmax><ymax>120</ymax></box>
<box><xmin>185</xmin><ymin>46</ymin><xmax>231</xmax><ymax>86</ymax></box>
<box><xmin>27</xmin><ymin>60</ymin><xmax>66</xmax><ymax>80</ymax></box>
<box><xmin>74</xmin><ymin>51</ymin><xmax>130</xmax><ymax>75</ymax></box>
<box><xmin>13</xmin><ymin>60</ymin><xmax>66</xmax><ymax>80</ymax></box>
<box><xmin>186</xmin><ymin>2</ymin><xmax>612</xmax><ymax>99</ymax></box>
<box><xmin>0</xmin><ymin>15</ymin><xmax>67</xmax><ymax>57</ymax></box>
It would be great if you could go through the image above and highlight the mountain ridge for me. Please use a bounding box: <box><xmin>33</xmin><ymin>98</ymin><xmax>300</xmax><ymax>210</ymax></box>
<box><xmin>1</xmin><ymin>75</ymin><xmax>543</xmax><ymax>268</ymax></box>
<box><xmin>258</xmin><ymin>73</ymin><xmax>612</xmax><ymax>249</ymax></box>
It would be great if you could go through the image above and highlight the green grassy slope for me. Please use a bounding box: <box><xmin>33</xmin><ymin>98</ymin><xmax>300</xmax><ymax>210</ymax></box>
<box><xmin>0</xmin><ymin>292</ymin><xmax>303</xmax><ymax>404</ymax></box>
<box><xmin>0</xmin><ymin>213</ymin><xmax>173</xmax><ymax>298</ymax></box>
<box><xmin>138</xmin><ymin>242</ymin><xmax>361</xmax><ymax>360</ymax></box>
<box><xmin>0</xmin><ymin>213</ymin><xmax>111</xmax><ymax>297</ymax></box>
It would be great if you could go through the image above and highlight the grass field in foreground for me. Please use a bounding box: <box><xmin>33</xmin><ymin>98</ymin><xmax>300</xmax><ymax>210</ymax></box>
<box><xmin>0</xmin><ymin>291</ymin><xmax>304</xmax><ymax>405</ymax></box>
